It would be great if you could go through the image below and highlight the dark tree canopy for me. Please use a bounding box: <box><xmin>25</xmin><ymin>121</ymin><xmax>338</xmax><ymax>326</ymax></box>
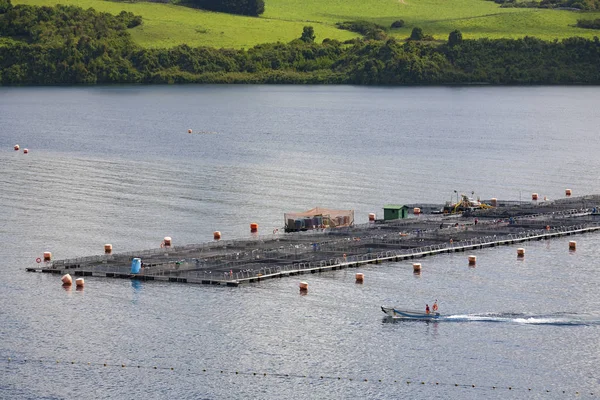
<box><xmin>300</xmin><ymin>26</ymin><xmax>316</xmax><ymax>43</ymax></box>
<box><xmin>448</xmin><ymin>30</ymin><xmax>463</xmax><ymax>46</ymax></box>
<box><xmin>0</xmin><ymin>0</ymin><xmax>13</xmax><ymax>13</ymax></box>
<box><xmin>577</xmin><ymin>19</ymin><xmax>600</xmax><ymax>29</ymax></box>
<box><xmin>391</xmin><ymin>20</ymin><xmax>404</xmax><ymax>29</ymax></box>
<box><xmin>410</xmin><ymin>27</ymin><xmax>424</xmax><ymax>40</ymax></box>
<box><xmin>189</xmin><ymin>0</ymin><xmax>264</xmax><ymax>16</ymax></box>
<box><xmin>539</xmin><ymin>0</ymin><xmax>600</xmax><ymax>10</ymax></box>
<box><xmin>336</xmin><ymin>20</ymin><xmax>385</xmax><ymax>35</ymax></box>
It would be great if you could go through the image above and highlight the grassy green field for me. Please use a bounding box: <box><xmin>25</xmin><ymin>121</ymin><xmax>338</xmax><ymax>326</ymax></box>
<box><xmin>15</xmin><ymin>0</ymin><xmax>600</xmax><ymax>48</ymax></box>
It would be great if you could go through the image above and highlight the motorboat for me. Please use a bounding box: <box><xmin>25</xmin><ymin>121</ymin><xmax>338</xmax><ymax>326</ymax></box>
<box><xmin>381</xmin><ymin>306</ymin><xmax>440</xmax><ymax>320</ymax></box>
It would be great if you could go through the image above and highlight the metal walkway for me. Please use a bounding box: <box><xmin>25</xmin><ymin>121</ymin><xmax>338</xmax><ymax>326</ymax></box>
<box><xmin>26</xmin><ymin>196</ymin><xmax>600</xmax><ymax>286</ymax></box>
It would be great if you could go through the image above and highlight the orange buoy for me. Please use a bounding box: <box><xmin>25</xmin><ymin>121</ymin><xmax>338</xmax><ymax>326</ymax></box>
<box><xmin>104</xmin><ymin>244</ymin><xmax>113</xmax><ymax>254</ymax></box>
<box><xmin>14</xmin><ymin>144</ymin><xmax>20</xmax><ymax>151</ymax></box>
<box><xmin>188</xmin><ymin>129</ymin><xmax>192</xmax><ymax>134</ymax></box>
<box><xmin>75</xmin><ymin>278</ymin><xmax>85</xmax><ymax>287</ymax></box>
<box><xmin>213</xmin><ymin>231</ymin><xmax>221</xmax><ymax>240</ymax></box>
<box><xmin>250</xmin><ymin>223</ymin><xmax>259</xmax><ymax>233</ymax></box>
<box><xmin>368</xmin><ymin>213</ymin><xmax>376</xmax><ymax>222</ymax></box>
<box><xmin>61</xmin><ymin>274</ymin><xmax>72</xmax><ymax>286</ymax></box>
<box><xmin>565</xmin><ymin>189</ymin><xmax>572</xmax><ymax>197</ymax></box>
<box><xmin>532</xmin><ymin>193</ymin><xmax>538</xmax><ymax>201</ymax></box>
<box><xmin>23</xmin><ymin>148</ymin><xmax>28</xmax><ymax>154</ymax></box>
<box><xmin>163</xmin><ymin>237</ymin><xmax>172</xmax><ymax>247</ymax></box>
<box><xmin>569</xmin><ymin>241</ymin><xmax>576</xmax><ymax>251</ymax></box>
<box><xmin>43</xmin><ymin>252</ymin><xmax>52</xmax><ymax>262</ymax></box>
<box><xmin>299</xmin><ymin>281</ymin><xmax>308</xmax><ymax>292</ymax></box>
<box><xmin>468</xmin><ymin>255</ymin><xmax>477</xmax><ymax>266</ymax></box>
<box><xmin>355</xmin><ymin>273</ymin><xmax>364</xmax><ymax>283</ymax></box>
<box><xmin>546</xmin><ymin>225</ymin><xmax>550</xmax><ymax>231</ymax></box>
<box><xmin>490</xmin><ymin>198</ymin><xmax>498</xmax><ymax>207</ymax></box>
<box><xmin>413</xmin><ymin>263</ymin><xmax>421</xmax><ymax>273</ymax></box>
<box><xmin>517</xmin><ymin>248</ymin><xmax>525</xmax><ymax>257</ymax></box>
<box><xmin>413</xmin><ymin>207</ymin><xmax>421</xmax><ymax>215</ymax></box>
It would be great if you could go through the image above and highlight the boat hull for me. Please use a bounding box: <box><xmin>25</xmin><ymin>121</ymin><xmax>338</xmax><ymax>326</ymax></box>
<box><xmin>381</xmin><ymin>306</ymin><xmax>440</xmax><ymax>320</ymax></box>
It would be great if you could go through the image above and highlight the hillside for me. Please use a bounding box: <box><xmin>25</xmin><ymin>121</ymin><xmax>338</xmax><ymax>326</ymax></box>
<box><xmin>14</xmin><ymin>0</ymin><xmax>600</xmax><ymax>49</ymax></box>
<box><xmin>1</xmin><ymin>3</ymin><xmax>599</xmax><ymax>85</ymax></box>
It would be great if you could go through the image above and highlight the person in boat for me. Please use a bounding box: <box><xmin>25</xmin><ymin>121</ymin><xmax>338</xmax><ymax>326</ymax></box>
<box><xmin>432</xmin><ymin>300</ymin><xmax>438</xmax><ymax>313</ymax></box>
<box><xmin>425</xmin><ymin>304</ymin><xmax>430</xmax><ymax>314</ymax></box>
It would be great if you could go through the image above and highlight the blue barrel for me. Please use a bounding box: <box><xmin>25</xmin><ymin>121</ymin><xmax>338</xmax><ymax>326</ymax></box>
<box><xmin>131</xmin><ymin>258</ymin><xmax>141</xmax><ymax>274</ymax></box>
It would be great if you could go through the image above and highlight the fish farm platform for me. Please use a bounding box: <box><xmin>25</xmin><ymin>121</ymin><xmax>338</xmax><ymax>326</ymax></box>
<box><xmin>27</xmin><ymin>195</ymin><xmax>600</xmax><ymax>287</ymax></box>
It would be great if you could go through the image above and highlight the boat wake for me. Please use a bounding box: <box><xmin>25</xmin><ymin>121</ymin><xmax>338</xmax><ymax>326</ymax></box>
<box><xmin>441</xmin><ymin>312</ymin><xmax>600</xmax><ymax>326</ymax></box>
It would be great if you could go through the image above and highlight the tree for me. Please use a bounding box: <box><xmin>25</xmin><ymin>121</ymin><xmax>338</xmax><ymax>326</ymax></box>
<box><xmin>0</xmin><ymin>0</ymin><xmax>12</xmax><ymax>13</ymax></box>
<box><xmin>365</xmin><ymin>29</ymin><xmax>387</xmax><ymax>41</ymax></box>
<box><xmin>246</xmin><ymin>0</ymin><xmax>264</xmax><ymax>16</ymax></box>
<box><xmin>391</xmin><ymin>20</ymin><xmax>404</xmax><ymax>29</ymax></box>
<box><xmin>300</xmin><ymin>26</ymin><xmax>315</xmax><ymax>43</ymax></box>
<box><xmin>189</xmin><ymin>0</ymin><xmax>264</xmax><ymax>17</ymax></box>
<box><xmin>448</xmin><ymin>30</ymin><xmax>463</xmax><ymax>47</ymax></box>
<box><xmin>410</xmin><ymin>27</ymin><xmax>424</xmax><ymax>41</ymax></box>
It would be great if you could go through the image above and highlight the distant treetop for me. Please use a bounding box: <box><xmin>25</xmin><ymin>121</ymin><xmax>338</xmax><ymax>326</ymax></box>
<box><xmin>187</xmin><ymin>0</ymin><xmax>265</xmax><ymax>16</ymax></box>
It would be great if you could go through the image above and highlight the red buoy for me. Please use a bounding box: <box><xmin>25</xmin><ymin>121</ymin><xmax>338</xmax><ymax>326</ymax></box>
<box><xmin>61</xmin><ymin>274</ymin><xmax>73</xmax><ymax>286</ymax></box>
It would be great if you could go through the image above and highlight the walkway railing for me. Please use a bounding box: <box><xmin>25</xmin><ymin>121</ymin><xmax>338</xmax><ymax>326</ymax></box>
<box><xmin>41</xmin><ymin>207</ymin><xmax>600</xmax><ymax>285</ymax></box>
<box><xmin>203</xmin><ymin>222</ymin><xmax>600</xmax><ymax>283</ymax></box>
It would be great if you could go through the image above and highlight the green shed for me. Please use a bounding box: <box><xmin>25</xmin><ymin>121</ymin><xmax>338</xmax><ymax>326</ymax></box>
<box><xmin>383</xmin><ymin>205</ymin><xmax>409</xmax><ymax>221</ymax></box>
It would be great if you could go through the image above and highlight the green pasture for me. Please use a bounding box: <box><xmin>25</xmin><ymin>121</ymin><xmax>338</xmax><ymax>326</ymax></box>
<box><xmin>14</xmin><ymin>0</ymin><xmax>600</xmax><ymax>48</ymax></box>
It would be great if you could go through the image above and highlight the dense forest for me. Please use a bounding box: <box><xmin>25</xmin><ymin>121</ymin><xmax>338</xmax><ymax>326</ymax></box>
<box><xmin>491</xmin><ymin>0</ymin><xmax>600</xmax><ymax>11</ymax></box>
<box><xmin>185</xmin><ymin>0</ymin><xmax>265</xmax><ymax>17</ymax></box>
<box><xmin>0</xmin><ymin>2</ymin><xmax>599</xmax><ymax>85</ymax></box>
<box><xmin>578</xmin><ymin>18</ymin><xmax>600</xmax><ymax>29</ymax></box>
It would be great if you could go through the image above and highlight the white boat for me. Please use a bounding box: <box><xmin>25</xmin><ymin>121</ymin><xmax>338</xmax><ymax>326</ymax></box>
<box><xmin>381</xmin><ymin>306</ymin><xmax>440</xmax><ymax>320</ymax></box>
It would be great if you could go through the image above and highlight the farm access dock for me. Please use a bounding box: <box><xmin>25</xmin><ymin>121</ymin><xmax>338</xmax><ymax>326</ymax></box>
<box><xmin>27</xmin><ymin>195</ymin><xmax>600</xmax><ymax>287</ymax></box>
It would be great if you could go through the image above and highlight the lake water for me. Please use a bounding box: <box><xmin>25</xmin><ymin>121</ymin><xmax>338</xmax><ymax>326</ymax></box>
<box><xmin>1</xmin><ymin>85</ymin><xmax>600</xmax><ymax>399</ymax></box>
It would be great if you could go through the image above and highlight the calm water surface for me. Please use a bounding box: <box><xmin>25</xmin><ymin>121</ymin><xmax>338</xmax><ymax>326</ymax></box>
<box><xmin>1</xmin><ymin>85</ymin><xmax>600</xmax><ymax>399</ymax></box>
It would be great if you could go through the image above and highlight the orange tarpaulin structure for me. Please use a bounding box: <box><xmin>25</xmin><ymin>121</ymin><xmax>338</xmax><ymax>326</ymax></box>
<box><xmin>284</xmin><ymin>207</ymin><xmax>354</xmax><ymax>232</ymax></box>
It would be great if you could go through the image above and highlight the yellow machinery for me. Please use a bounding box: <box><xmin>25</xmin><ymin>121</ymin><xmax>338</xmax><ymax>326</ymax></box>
<box><xmin>443</xmin><ymin>194</ymin><xmax>494</xmax><ymax>214</ymax></box>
